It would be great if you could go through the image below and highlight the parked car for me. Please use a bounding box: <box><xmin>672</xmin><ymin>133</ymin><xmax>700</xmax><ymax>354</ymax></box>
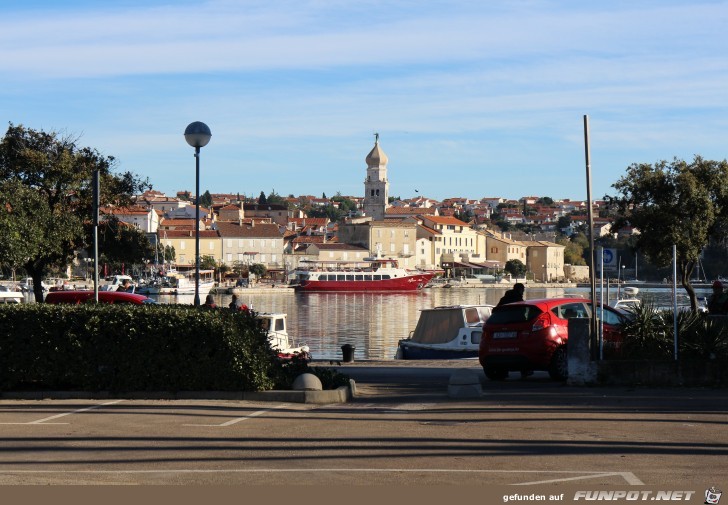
<box><xmin>44</xmin><ymin>290</ymin><xmax>156</xmax><ymax>305</ymax></box>
<box><xmin>478</xmin><ymin>297</ymin><xmax>626</xmax><ymax>381</ymax></box>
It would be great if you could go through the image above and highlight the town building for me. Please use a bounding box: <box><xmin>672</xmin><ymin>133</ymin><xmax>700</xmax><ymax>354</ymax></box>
<box><xmin>158</xmin><ymin>229</ymin><xmax>222</xmax><ymax>267</ymax></box>
<box><xmin>215</xmin><ymin>221</ymin><xmax>285</xmax><ymax>270</ymax></box>
<box><xmin>523</xmin><ymin>240</ymin><xmax>566</xmax><ymax>282</ymax></box>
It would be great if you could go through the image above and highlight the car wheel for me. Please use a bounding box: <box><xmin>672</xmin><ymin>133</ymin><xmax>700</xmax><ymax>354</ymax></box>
<box><xmin>483</xmin><ymin>366</ymin><xmax>508</xmax><ymax>381</ymax></box>
<box><xmin>548</xmin><ymin>346</ymin><xmax>568</xmax><ymax>381</ymax></box>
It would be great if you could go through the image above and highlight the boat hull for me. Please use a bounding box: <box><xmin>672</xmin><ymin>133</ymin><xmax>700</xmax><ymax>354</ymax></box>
<box><xmin>396</xmin><ymin>341</ymin><xmax>479</xmax><ymax>360</ymax></box>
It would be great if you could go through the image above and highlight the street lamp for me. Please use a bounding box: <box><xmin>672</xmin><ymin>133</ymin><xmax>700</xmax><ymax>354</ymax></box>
<box><xmin>184</xmin><ymin>121</ymin><xmax>212</xmax><ymax>306</ymax></box>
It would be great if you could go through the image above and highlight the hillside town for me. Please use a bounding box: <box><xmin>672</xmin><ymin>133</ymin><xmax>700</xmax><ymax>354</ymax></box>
<box><xmin>100</xmin><ymin>138</ymin><xmax>615</xmax><ymax>284</ymax></box>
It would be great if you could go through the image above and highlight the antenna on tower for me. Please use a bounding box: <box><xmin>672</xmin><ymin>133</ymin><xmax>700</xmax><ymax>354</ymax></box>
<box><xmin>374</xmin><ymin>132</ymin><xmax>379</xmax><ymax>144</ymax></box>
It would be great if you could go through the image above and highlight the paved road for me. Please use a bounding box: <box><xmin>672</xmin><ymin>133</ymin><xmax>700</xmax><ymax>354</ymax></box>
<box><xmin>0</xmin><ymin>361</ymin><xmax>726</xmax><ymax>488</ymax></box>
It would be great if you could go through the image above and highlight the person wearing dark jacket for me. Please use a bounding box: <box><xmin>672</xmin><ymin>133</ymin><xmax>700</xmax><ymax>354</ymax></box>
<box><xmin>497</xmin><ymin>282</ymin><xmax>525</xmax><ymax>306</ymax></box>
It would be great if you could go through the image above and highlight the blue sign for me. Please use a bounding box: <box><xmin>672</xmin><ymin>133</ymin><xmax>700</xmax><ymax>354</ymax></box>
<box><xmin>601</xmin><ymin>248</ymin><xmax>618</xmax><ymax>272</ymax></box>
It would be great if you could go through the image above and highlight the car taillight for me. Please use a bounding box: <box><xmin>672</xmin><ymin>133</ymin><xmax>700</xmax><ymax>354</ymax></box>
<box><xmin>531</xmin><ymin>312</ymin><xmax>551</xmax><ymax>332</ymax></box>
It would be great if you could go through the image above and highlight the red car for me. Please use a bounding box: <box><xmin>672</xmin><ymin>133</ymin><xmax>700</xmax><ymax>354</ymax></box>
<box><xmin>44</xmin><ymin>290</ymin><xmax>156</xmax><ymax>305</ymax></box>
<box><xmin>478</xmin><ymin>297</ymin><xmax>626</xmax><ymax>381</ymax></box>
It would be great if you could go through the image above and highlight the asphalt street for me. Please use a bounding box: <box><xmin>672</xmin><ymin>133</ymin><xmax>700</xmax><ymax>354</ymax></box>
<box><xmin>0</xmin><ymin>361</ymin><xmax>726</xmax><ymax>490</ymax></box>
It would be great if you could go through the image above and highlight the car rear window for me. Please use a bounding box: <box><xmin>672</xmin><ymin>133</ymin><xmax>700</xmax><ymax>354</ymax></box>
<box><xmin>487</xmin><ymin>304</ymin><xmax>544</xmax><ymax>324</ymax></box>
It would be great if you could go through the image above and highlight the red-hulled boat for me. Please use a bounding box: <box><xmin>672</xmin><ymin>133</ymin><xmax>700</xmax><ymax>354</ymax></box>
<box><xmin>292</xmin><ymin>257</ymin><xmax>434</xmax><ymax>292</ymax></box>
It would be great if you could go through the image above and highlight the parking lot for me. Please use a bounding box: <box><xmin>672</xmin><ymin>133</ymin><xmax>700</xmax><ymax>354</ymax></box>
<box><xmin>0</xmin><ymin>364</ymin><xmax>726</xmax><ymax>488</ymax></box>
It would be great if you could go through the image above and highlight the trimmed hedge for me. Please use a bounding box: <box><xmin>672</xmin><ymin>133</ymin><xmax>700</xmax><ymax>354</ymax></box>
<box><xmin>0</xmin><ymin>304</ymin><xmax>279</xmax><ymax>392</ymax></box>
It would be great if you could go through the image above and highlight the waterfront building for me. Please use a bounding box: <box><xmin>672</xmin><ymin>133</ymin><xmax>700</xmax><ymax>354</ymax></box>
<box><xmin>485</xmin><ymin>231</ymin><xmax>528</xmax><ymax>269</ymax></box>
<box><xmin>417</xmin><ymin>215</ymin><xmax>483</xmax><ymax>271</ymax></box>
<box><xmin>523</xmin><ymin>240</ymin><xmax>566</xmax><ymax>282</ymax></box>
<box><xmin>304</xmin><ymin>243</ymin><xmax>370</xmax><ymax>262</ymax></box>
<box><xmin>216</xmin><ymin>221</ymin><xmax>285</xmax><ymax>270</ymax></box>
<box><xmin>158</xmin><ymin>229</ymin><xmax>222</xmax><ymax>267</ymax></box>
<box><xmin>337</xmin><ymin>219</ymin><xmax>418</xmax><ymax>268</ymax></box>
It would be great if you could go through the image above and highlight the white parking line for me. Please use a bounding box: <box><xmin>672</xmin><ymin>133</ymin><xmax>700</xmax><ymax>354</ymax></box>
<box><xmin>0</xmin><ymin>400</ymin><xmax>124</xmax><ymax>425</ymax></box>
<box><xmin>0</xmin><ymin>468</ymin><xmax>644</xmax><ymax>484</ymax></box>
<box><xmin>183</xmin><ymin>404</ymin><xmax>289</xmax><ymax>427</ymax></box>
<box><xmin>517</xmin><ymin>472</ymin><xmax>644</xmax><ymax>485</ymax></box>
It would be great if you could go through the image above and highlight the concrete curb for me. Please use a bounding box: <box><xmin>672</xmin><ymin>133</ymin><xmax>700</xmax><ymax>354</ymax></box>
<box><xmin>0</xmin><ymin>383</ymin><xmax>355</xmax><ymax>404</ymax></box>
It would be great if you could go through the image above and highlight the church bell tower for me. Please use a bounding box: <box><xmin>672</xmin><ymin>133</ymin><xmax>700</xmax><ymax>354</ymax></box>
<box><xmin>363</xmin><ymin>133</ymin><xmax>389</xmax><ymax>221</ymax></box>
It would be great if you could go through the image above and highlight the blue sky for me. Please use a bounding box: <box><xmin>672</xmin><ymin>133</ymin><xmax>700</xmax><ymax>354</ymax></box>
<box><xmin>2</xmin><ymin>1</ymin><xmax>727</xmax><ymax>202</ymax></box>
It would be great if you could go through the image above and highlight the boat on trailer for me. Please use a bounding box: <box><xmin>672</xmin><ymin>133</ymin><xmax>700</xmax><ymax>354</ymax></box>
<box><xmin>395</xmin><ymin>304</ymin><xmax>494</xmax><ymax>359</ymax></box>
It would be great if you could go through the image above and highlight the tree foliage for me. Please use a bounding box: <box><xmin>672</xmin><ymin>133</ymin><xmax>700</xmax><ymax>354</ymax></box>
<box><xmin>606</xmin><ymin>156</ymin><xmax>728</xmax><ymax>310</ymax></box>
<box><xmin>504</xmin><ymin>259</ymin><xmax>527</xmax><ymax>278</ymax></box>
<box><xmin>198</xmin><ymin>190</ymin><xmax>212</xmax><ymax>208</ymax></box>
<box><xmin>97</xmin><ymin>217</ymin><xmax>154</xmax><ymax>268</ymax></box>
<box><xmin>0</xmin><ymin>124</ymin><xmax>149</xmax><ymax>301</ymax></box>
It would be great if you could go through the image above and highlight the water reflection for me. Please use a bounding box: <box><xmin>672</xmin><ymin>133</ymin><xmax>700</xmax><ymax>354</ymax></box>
<box><xmin>156</xmin><ymin>285</ymin><xmax>712</xmax><ymax>361</ymax></box>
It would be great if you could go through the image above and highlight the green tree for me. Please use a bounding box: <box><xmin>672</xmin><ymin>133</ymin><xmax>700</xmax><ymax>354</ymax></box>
<box><xmin>200</xmin><ymin>255</ymin><xmax>217</xmax><ymax>271</ymax></box>
<box><xmin>607</xmin><ymin>156</ymin><xmax>728</xmax><ymax>311</ymax></box>
<box><xmin>558</xmin><ymin>235</ymin><xmax>587</xmax><ymax>266</ymax></box>
<box><xmin>199</xmin><ymin>190</ymin><xmax>212</xmax><ymax>208</ymax></box>
<box><xmin>249</xmin><ymin>263</ymin><xmax>267</xmax><ymax>281</ymax></box>
<box><xmin>504</xmin><ymin>259</ymin><xmax>527</xmax><ymax>279</ymax></box>
<box><xmin>0</xmin><ymin>124</ymin><xmax>149</xmax><ymax>302</ymax></box>
<box><xmin>265</xmin><ymin>189</ymin><xmax>287</xmax><ymax>206</ymax></box>
<box><xmin>97</xmin><ymin>217</ymin><xmax>154</xmax><ymax>269</ymax></box>
<box><xmin>258</xmin><ymin>191</ymin><xmax>267</xmax><ymax>205</ymax></box>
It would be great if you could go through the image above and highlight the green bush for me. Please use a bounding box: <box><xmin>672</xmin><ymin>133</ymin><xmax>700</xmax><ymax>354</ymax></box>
<box><xmin>619</xmin><ymin>303</ymin><xmax>728</xmax><ymax>361</ymax></box>
<box><xmin>0</xmin><ymin>304</ymin><xmax>279</xmax><ymax>392</ymax></box>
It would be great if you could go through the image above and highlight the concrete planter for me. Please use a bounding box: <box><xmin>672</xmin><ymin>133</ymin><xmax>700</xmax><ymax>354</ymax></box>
<box><xmin>596</xmin><ymin>358</ymin><xmax>728</xmax><ymax>387</ymax></box>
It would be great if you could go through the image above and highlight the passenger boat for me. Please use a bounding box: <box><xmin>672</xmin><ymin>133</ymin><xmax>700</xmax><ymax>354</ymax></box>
<box><xmin>395</xmin><ymin>304</ymin><xmax>494</xmax><ymax>359</ymax></box>
<box><xmin>292</xmin><ymin>257</ymin><xmax>434</xmax><ymax>292</ymax></box>
<box><xmin>256</xmin><ymin>312</ymin><xmax>310</xmax><ymax>360</ymax></box>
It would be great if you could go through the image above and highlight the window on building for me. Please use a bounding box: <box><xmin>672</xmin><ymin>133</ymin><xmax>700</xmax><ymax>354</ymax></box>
<box><xmin>180</xmin><ymin>241</ymin><xmax>186</xmax><ymax>250</ymax></box>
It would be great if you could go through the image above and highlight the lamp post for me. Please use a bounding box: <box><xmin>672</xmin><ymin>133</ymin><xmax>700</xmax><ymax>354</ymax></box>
<box><xmin>184</xmin><ymin>121</ymin><xmax>212</xmax><ymax>306</ymax></box>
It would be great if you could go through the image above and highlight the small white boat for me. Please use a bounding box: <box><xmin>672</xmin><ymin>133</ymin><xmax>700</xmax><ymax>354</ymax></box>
<box><xmin>396</xmin><ymin>304</ymin><xmax>494</xmax><ymax>359</ymax></box>
<box><xmin>0</xmin><ymin>285</ymin><xmax>24</xmax><ymax>304</ymax></box>
<box><xmin>99</xmin><ymin>275</ymin><xmax>134</xmax><ymax>292</ymax></box>
<box><xmin>146</xmin><ymin>270</ymin><xmax>214</xmax><ymax>296</ymax></box>
<box><xmin>256</xmin><ymin>312</ymin><xmax>310</xmax><ymax>360</ymax></box>
<box><xmin>612</xmin><ymin>298</ymin><xmax>641</xmax><ymax>311</ymax></box>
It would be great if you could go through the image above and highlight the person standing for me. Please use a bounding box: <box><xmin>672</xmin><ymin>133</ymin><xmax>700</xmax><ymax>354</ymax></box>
<box><xmin>708</xmin><ymin>280</ymin><xmax>728</xmax><ymax>315</ymax></box>
<box><xmin>202</xmin><ymin>294</ymin><xmax>217</xmax><ymax>309</ymax></box>
<box><xmin>497</xmin><ymin>282</ymin><xmax>525</xmax><ymax>307</ymax></box>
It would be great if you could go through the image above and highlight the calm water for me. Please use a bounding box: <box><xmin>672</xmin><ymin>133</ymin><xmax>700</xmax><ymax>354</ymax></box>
<box><xmin>157</xmin><ymin>284</ymin><xmax>713</xmax><ymax>361</ymax></box>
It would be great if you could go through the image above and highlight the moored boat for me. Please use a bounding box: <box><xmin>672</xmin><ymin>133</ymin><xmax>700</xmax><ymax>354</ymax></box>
<box><xmin>292</xmin><ymin>257</ymin><xmax>434</xmax><ymax>292</ymax></box>
<box><xmin>256</xmin><ymin>312</ymin><xmax>310</xmax><ymax>360</ymax></box>
<box><xmin>0</xmin><ymin>285</ymin><xmax>24</xmax><ymax>304</ymax></box>
<box><xmin>146</xmin><ymin>270</ymin><xmax>215</xmax><ymax>296</ymax></box>
<box><xmin>395</xmin><ymin>304</ymin><xmax>494</xmax><ymax>359</ymax></box>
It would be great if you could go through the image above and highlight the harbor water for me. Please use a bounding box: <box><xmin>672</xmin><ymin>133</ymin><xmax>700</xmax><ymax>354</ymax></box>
<box><xmin>158</xmin><ymin>284</ymin><xmax>713</xmax><ymax>361</ymax></box>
